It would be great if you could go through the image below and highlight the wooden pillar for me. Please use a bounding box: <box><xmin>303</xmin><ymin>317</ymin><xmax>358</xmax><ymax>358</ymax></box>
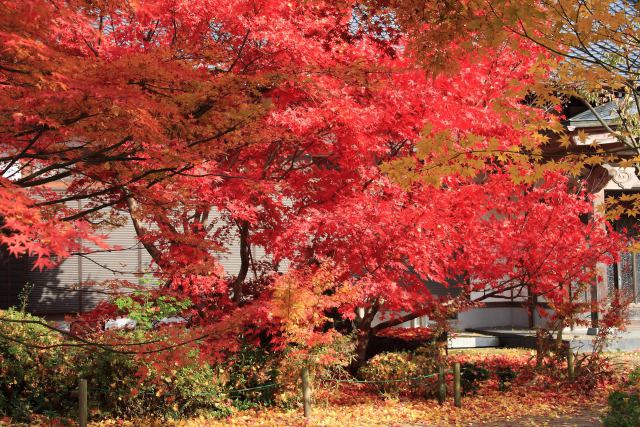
<box><xmin>437</xmin><ymin>366</ymin><xmax>446</xmax><ymax>405</ymax></box>
<box><xmin>590</xmin><ymin>281</ymin><xmax>599</xmax><ymax>332</ymax></box>
<box><xmin>78</xmin><ymin>379</ymin><xmax>87</xmax><ymax>427</ymax></box>
<box><xmin>453</xmin><ymin>363</ymin><xmax>461</xmax><ymax>408</ymax></box>
<box><xmin>567</xmin><ymin>350</ymin><xmax>575</xmax><ymax>380</ymax></box>
<box><xmin>301</xmin><ymin>367</ymin><xmax>311</xmax><ymax>418</ymax></box>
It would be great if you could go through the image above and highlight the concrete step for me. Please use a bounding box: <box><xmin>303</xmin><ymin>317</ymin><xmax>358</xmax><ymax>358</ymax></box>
<box><xmin>469</xmin><ymin>327</ymin><xmax>640</xmax><ymax>352</ymax></box>
<box><xmin>448</xmin><ymin>333</ymin><xmax>499</xmax><ymax>349</ymax></box>
<box><xmin>628</xmin><ymin>304</ymin><xmax>640</xmax><ymax>320</ymax></box>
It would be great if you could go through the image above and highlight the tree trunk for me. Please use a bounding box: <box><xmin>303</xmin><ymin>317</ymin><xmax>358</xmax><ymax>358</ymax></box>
<box><xmin>232</xmin><ymin>221</ymin><xmax>250</xmax><ymax>304</ymax></box>
<box><xmin>350</xmin><ymin>324</ymin><xmax>372</xmax><ymax>375</ymax></box>
<box><xmin>349</xmin><ymin>306</ymin><xmax>379</xmax><ymax>375</ymax></box>
<box><xmin>435</xmin><ymin>330</ymin><xmax>448</xmax><ymax>366</ymax></box>
<box><xmin>555</xmin><ymin>325</ymin><xmax>564</xmax><ymax>353</ymax></box>
<box><xmin>127</xmin><ymin>196</ymin><xmax>163</xmax><ymax>265</ymax></box>
<box><xmin>527</xmin><ymin>284</ymin><xmax>537</xmax><ymax>329</ymax></box>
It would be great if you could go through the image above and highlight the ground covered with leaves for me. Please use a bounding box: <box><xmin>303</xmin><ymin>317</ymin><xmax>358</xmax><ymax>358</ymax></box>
<box><xmin>87</xmin><ymin>386</ymin><xmax>608</xmax><ymax>426</ymax></box>
<box><xmin>78</xmin><ymin>349</ymin><xmax>632</xmax><ymax>427</ymax></box>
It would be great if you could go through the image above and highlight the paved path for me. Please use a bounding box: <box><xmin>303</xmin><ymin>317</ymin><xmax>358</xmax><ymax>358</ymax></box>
<box><xmin>400</xmin><ymin>406</ymin><xmax>605</xmax><ymax>426</ymax></box>
<box><xmin>469</xmin><ymin>407</ymin><xmax>605</xmax><ymax>426</ymax></box>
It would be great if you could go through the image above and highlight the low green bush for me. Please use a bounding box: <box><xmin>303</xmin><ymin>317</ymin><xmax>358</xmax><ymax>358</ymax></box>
<box><xmin>0</xmin><ymin>309</ymin><xmax>235</xmax><ymax>422</ymax></box>
<box><xmin>0</xmin><ymin>309</ymin><xmax>76</xmax><ymax>421</ymax></box>
<box><xmin>83</xmin><ymin>348</ymin><xmax>231</xmax><ymax>419</ymax></box>
<box><xmin>603</xmin><ymin>368</ymin><xmax>640</xmax><ymax>427</ymax></box>
<box><xmin>459</xmin><ymin>362</ymin><xmax>489</xmax><ymax>395</ymax></box>
<box><xmin>495</xmin><ymin>366</ymin><xmax>517</xmax><ymax>391</ymax></box>
<box><xmin>359</xmin><ymin>351</ymin><xmax>421</xmax><ymax>395</ymax></box>
<box><xmin>358</xmin><ymin>345</ymin><xmax>439</xmax><ymax>396</ymax></box>
<box><xmin>226</xmin><ymin>343</ymin><xmax>280</xmax><ymax>409</ymax></box>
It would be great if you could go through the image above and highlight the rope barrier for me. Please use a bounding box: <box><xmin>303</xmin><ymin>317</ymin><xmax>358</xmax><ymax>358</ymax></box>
<box><xmin>87</xmin><ymin>382</ymin><xmax>278</xmax><ymax>397</ymax></box>
<box><xmin>228</xmin><ymin>383</ymin><xmax>278</xmax><ymax>394</ymax></box>
<box><xmin>86</xmin><ymin>370</ymin><xmax>456</xmax><ymax>397</ymax></box>
<box><xmin>322</xmin><ymin>372</ymin><xmax>443</xmax><ymax>384</ymax></box>
<box><xmin>74</xmin><ymin>365</ymin><xmax>471</xmax><ymax>419</ymax></box>
<box><xmin>87</xmin><ymin>371</ymin><xmax>451</xmax><ymax>395</ymax></box>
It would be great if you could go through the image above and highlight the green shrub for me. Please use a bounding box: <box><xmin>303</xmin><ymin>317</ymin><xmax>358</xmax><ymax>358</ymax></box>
<box><xmin>603</xmin><ymin>368</ymin><xmax>640</xmax><ymax>427</ymax></box>
<box><xmin>460</xmin><ymin>362</ymin><xmax>489</xmax><ymax>395</ymax></box>
<box><xmin>112</xmin><ymin>291</ymin><xmax>191</xmax><ymax>329</ymax></box>
<box><xmin>81</xmin><ymin>346</ymin><xmax>231</xmax><ymax>419</ymax></box>
<box><xmin>359</xmin><ymin>351</ymin><xmax>420</xmax><ymax>395</ymax></box>
<box><xmin>0</xmin><ymin>309</ymin><xmax>232</xmax><ymax>422</ymax></box>
<box><xmin>0</xmin><ymin>309</ymin><xmax>76</xmax><ymax>421</ymax></box>
<box><xmin>88</xmin><ymin>355</ymin><xmax>230</xmax><ymax>419</ymax></box>
<box><xmin>226</xmin><ymin>343</ymin><xmax>280</xmax><ymax>409</ymax></box>
<box><xmin>604</xmin><ymin>391</ymin><xmax>640</xmax><ymax>427</ymax></box>
<box><xmin>273</xmin><ymin>333</ymin><xmax>355</xmax><ymax>408</ymax></box>
<box><xmin>495</xmin><ymin>366</ymin><xmax>517</xmax><ymax>391</ymax></box>
<box><xmin>359</xmin><ymin>345</ymin><xmax>439</xmax><ymax>396</ymax></box>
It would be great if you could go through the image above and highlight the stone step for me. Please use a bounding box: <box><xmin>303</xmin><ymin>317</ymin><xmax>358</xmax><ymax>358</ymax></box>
<box><xmin>629</xmin><ymin>305</ymin><xmax>640</xmax><ymax>320</ymax></box>
<box><xmin>448</xmin><ymin>333</ymin><xmax>499</xmax><ymax>349</ymax></box>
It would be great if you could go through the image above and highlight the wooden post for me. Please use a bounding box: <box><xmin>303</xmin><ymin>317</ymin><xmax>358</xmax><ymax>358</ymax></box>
<box><xmin>453</xmin><ymin>362</ymin><xmax>461</xmax><ymax>408</ymax></box>
<box><xmin>301</xmin><ymin>366</ymin><xmax>311</xmax><ymax>418</ymax></box>
<box><xmin>78</xmin><ymin>379</ymin><xmax>88</xmax><ymax>427</ymax></box>
<box><xmin>437</xmin><ymin>366</ymin><xmax>446</xmax><ymax>405</ymax></box>
<box><xmin>567</xmin><ymin>349</ymin><xmax>575</xmax><ymax>380</ymax></box>
<box><xmin>589</xmin><ymin>282</ymin><xmax>599</xmax><ymax>332</ymax></box>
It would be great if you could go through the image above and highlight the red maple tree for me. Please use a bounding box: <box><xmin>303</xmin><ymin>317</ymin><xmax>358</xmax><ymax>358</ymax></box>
<box><xmin>0</xmin><ymin>1</ymin><xmax>628</xmax><ymax>368</ymax></box>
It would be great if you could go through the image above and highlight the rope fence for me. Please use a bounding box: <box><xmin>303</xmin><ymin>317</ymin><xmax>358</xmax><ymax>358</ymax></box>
<box><xmin>75</xmin><ymin>352</ymin><xmax>577</xmax><ymax>425</ymax></box>
<box><xmin>75</xmin><ymin>367</ymin><xmax>456</xmax><ymax>426</ymax></box>
<box><xmin>321</xmin><ymin>372</ymin><xmax>440</xmax><ymax>384</ymax></box>
<box><xmin>85</xmin><ymin>382</ymin><xmax>279</xmax><ymax>397</ymax></box>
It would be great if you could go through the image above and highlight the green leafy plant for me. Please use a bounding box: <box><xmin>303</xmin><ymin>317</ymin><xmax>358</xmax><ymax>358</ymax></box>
<box><xmin>0</xmin><ymin>309</ymin><xmax>76</xmax><ymax>421</ymax></box>
<box><xmin>359</xmin><ymin>351</ymin><xmax>421</xmax><ymax>395</ymax></box>
<box><xmin>225</xmin><ymin>343</ymin><xmax>280</xmax><ymax>409</ymax></box>
<box><xmin>85</xmin><ymin>352</ymin><xmax>230</xmax><ymax>419</ymax></box>
<box><xmin>603</xmin><ymin>368</ymin><xmax>640</xmax><ymax>427</ymax></box>
<box><xmin>496</xmin><ymin>366</ymin><xmax>517</xmax><ymax>392</ymax></box>
<box><xmin>460</xmin><ymin>362</ymin><xmax>490</xmax><ymax>395</ymax></box>
<box><xmin>112</xmin><ymin>291</ymin><xmax>191</xmax><ymax>329</ymax></box>
<box><xmin>358</xmin><ymin>346</ymin><xmax>441</xmax><ymax>397</ymax></box>
<box><xmin>0</xmin><ymin>309</ymin><xmax>231</xmax><ymax>422</ymax></box>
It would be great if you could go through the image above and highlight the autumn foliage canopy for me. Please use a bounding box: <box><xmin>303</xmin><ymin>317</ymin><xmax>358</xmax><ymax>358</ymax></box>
<box><xmin>0</xmin><ymin>0</ymin><xmax>630</xmax><ymax>365</ymax></box>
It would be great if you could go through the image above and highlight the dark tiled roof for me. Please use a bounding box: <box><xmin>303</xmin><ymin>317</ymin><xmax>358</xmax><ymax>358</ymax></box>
<box><xmin>566</xmin><ymin>100</ymin><xmax>638</xmax><ymax>128</ymax></box>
